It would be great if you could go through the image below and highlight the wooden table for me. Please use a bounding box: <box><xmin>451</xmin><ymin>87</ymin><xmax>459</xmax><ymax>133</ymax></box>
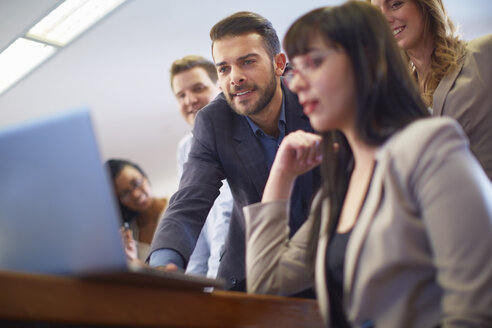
<box><xmin>0</xmin><ymin>271</ymin><xmax>323</xmax><ymax>327</ymax></box>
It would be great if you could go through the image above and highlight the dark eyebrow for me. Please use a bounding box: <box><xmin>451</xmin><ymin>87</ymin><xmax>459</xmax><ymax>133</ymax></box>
<box><xmin>237</xmin><ymin>53</ymin><xmax>260</xmax><ymax>61</ymax></box>
<box><xmin>215</xmin><ymin>61</ymin><xmax>226</xmax><ymax>67</ymax></box>
<box><xmin>215</xmin><ymin>53</ymin><xmax>260</xmax><ymax>67</ymax></box>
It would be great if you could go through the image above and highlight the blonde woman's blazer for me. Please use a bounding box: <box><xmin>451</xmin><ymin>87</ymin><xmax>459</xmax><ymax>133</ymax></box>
<box><xmin>433</xmin><ymin>34</ymin><xmax>492</xmax><ymax>181</ymax></box>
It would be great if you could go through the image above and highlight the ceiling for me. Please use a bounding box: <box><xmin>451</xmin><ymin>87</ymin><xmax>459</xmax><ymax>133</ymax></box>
<box><xmin>0</xmin><ymin>0</ymin><xmax>491</xmax><ymax>196</ymax></box>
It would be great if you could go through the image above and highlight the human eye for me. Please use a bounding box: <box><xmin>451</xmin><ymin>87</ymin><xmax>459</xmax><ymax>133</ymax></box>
<box><xmin>303</xmin><ymin>53</ymin><xmax>326</xmax><ymax>70</ymax></box>
<box><xmin>243</xmin><ymin>59</ymin><xmax>256</xmax><ymax>65</ymax></box>
<box><xmin>131</xmin><ymin>176</ymin><xmax>143</xmax><ymax>189</ymax></box>
<box><xmin>193</xmin><ymin>84</ymin><xmax>207</xmax><ymax>93</ymax></box>
<box><xmin>291</xmin><ymin>57</ymin><xmax>306</xmax><ymax>71</ymax></box>
<box><xmin>389</xmin><ymin>0</ymin><xmax>404</xmax><ymax>10</ymax></box>
<box><xmin>217</xmin><ymin>66</ymin><xmax>230</xmax><ymax>74</ymax></box>
<box><xmin>310</xmin><ymin>56</ymin><xmax>325</xmax><ymax>68</ymax></box>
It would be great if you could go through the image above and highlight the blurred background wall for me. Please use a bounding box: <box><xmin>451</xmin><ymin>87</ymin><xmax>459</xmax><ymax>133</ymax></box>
<box><xmin>1</xmin><ymin>0</ymin><xmax>491</xmax><ymax>196</ymax></box>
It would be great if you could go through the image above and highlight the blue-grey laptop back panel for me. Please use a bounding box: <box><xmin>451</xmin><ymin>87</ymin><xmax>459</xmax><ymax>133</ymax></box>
<box><xmin>0</xmin><ymin>108</ymin><xmax>127</xmax><ymax>275</ymax></box>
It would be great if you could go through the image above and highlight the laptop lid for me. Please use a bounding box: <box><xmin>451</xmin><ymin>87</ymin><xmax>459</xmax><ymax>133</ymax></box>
<box><xmin>0</xmin><ymin>108</ymin><xmax>132</xmax><ymax>275</ymax></box>
<box><xmin>0</xmin><ymin>108</ymin><xmax>225</xmax><ymax>290</ymax></box>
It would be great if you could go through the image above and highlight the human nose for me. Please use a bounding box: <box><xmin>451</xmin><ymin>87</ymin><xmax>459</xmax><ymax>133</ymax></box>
<box><xmin>230</xmin><ymin>66</ymin><xmax>246</xmax><ymax>86</ymax></box>
<box><xmin>130</xmin><ymin>187</ymin><xmax>142</xmax><ymax>199</ymax></box>
<box><xmin>184</xmin><ymin>92</ymin><xmax>198</xmax><ymax>106</ymax></box>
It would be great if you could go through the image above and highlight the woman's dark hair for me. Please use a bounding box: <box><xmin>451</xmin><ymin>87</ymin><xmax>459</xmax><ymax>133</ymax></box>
<box><xmin>283</xmin><ymin>1</ymin><xmax>430</xmax><ymax>260</ymax></box>
<box><xmin>106</xmin><ymin>159</ymin><xmax>148</xmax><ymax>224</ymax></box>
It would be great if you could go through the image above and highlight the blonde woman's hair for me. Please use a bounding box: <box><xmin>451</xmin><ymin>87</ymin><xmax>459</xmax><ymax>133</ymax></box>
<box><xmin>412</xmin><ymin>0</ymin><xmax>466</xmax><ymax>106</ymax></box>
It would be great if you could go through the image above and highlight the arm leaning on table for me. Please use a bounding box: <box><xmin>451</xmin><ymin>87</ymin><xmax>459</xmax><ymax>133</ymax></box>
<box><xmin>244</xmin><ymin>196</ymin><xmax>321</xmax><ymax>295</ymax></box>
<box><xmin>244</xmin><ymin>131</ymin><xmax>322</xmax><ymax>295</ymax></box>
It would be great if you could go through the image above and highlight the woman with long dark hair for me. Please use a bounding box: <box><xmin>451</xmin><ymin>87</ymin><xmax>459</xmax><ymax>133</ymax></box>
<box><xmin>244</xmin><ymin>2</ymin><xmax>492</xmax><ymax>327</ymax></box>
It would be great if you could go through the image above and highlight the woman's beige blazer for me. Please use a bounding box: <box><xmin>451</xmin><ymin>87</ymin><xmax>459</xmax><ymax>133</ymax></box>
<box><xmin>244</xmin><ymin>117</ymin><xmax>492</xmax><ymax>328</ymax></box>
<box><xmin>433</xmin><ymin>34</ymin><xmax>492</xmax><ymax>180</ymax></box>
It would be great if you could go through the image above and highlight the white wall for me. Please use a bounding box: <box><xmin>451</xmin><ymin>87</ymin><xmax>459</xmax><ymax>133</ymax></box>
<box><xmin>0</xmin><ymin>0</ymin><xmax>491</xmax><ymax>197</ymax></box>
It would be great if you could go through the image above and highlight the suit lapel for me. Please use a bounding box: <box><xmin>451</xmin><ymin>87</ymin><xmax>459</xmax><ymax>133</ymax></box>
<box><xmin>283</xmin><ymin>82</ymin><xmax>312</xmax><ymax>134</ymax></box>
<box><xmin>432</xmin><ymin>59</ymin><xmax>464</xmax><ymax>116</ymax></box>
<box><xmin>232</xmin><ymin>114</ymin><xmax>269</xmax><ymax>198</ymax></box>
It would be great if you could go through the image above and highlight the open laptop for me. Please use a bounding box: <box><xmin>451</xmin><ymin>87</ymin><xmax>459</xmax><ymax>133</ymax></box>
<box><xmin>0</xmin><ymin>108</ymin><xmax>224</xmax><ymax>291</ymax></box>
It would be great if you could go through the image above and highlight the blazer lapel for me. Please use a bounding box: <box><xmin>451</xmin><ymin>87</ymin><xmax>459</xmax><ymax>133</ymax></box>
<box><xmin>316</xmin><ymin>195</ymin><xmax>334</xmax><ymax>324</ymax></box>
<box><xmin>344</xmin><ymin>153</ymin><xmax>388</xmax><ymax>306</ymax></box>
<box><xmin>432</xmin><ymin>59</ymin><xmax>464</xmax><ymax>116</ymax></box>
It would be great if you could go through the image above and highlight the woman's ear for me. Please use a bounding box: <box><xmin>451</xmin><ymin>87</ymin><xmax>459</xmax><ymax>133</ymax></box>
<box><xmin>274</xmin><ymin>53</ymin><xmax>287</xmax><ymax>77</ymax></box>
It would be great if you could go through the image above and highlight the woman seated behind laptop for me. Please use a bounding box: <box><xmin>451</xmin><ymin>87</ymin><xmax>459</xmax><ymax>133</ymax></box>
<box><xmin>106</xmin><ymin>159</ymin><xmax>168</xmax><ymax>262</ymax></box>
<box><xmin>244</xmin><ymin>2</ymin><xmax>492</xmax><ymax>328</ymax></box>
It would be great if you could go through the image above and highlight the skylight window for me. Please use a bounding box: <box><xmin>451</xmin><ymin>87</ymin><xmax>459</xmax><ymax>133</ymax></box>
<box><xmin>0</xmin><ymin>0</ymin><xmax>127</xmax><ymax>96</ymax></box>
<box><xmin>27</xmin><ymin>0</ymin><xmax>127</xmax><ymax>47</ymax></box>
<box><xmin>0</xmin><ymin>38</ymin><xmax>56</xmax><ymax>95</ymax></box>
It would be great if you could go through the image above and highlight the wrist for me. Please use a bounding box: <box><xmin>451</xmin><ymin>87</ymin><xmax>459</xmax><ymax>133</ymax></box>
<box><xmin>269</xmin><ymin>167</ymin><xmax>297</xmax><ymax>185</ymax></box>
<box><xmin>262</xmin><ymin>168</ymin><xmax>297</xmax><ymax>202</ymax></box>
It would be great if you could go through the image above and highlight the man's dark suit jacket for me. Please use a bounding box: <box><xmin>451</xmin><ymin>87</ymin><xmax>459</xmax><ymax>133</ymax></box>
<box><xmin>150</xmin><ymin>82</ymin><xmax>320</xmax><ymax>290</ymax></box>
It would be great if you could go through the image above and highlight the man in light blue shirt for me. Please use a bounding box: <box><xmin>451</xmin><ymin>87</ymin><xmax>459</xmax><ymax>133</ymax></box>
<box><xmin>168</xmin><ymin>55</ymin><xmax>232</xmax><ymax>278</ymax></box>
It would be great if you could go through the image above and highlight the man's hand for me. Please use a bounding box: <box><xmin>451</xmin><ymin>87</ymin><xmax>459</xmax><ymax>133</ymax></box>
<box><xmin>154</xmin><ymin>263</ymin><xmax>180</xmax><ymax>272</ymax></box>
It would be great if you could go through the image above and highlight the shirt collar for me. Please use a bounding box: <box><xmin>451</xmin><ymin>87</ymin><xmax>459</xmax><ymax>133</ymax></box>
<box><xmin>245</xmin><ymin>91</ymin><xmax>286</xmax><ymax>138</ymax></box>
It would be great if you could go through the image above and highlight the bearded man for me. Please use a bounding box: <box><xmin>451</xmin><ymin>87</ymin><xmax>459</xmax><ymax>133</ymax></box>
<box><xmin>149</xmin><ymin>11</ymin><xmax>319</xmax><ymax>292</ymax></box>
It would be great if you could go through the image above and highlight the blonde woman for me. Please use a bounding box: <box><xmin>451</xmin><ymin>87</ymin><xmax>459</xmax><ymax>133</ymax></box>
<box><xmin>371</xmin><ymin>0</ymin><xmax>492</xmax><ymax>180</ymax></box>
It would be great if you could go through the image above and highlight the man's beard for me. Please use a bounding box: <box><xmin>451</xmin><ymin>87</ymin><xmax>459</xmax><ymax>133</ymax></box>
<box><xmin>225</xmin><ymin>68</ymin><xmax>277</xmax><ymax>117</ymax></box>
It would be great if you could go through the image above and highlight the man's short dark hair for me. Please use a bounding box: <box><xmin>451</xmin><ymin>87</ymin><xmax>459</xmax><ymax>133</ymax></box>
<box><xmin>170</xmin><ymin>55</ymin><xmax>217</xmax><ymax>90</ymax></box>
<box><xmin>209</xmin><ymin>11</ymin><xmax>280</xmax><ymax>58</ymax></box>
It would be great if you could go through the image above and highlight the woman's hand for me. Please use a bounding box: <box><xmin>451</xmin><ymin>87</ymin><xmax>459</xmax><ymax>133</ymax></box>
<box><xmin>120</xmin><ymin>226</ymin><xmax>138</xmax><ymax>261</ymax></box>
<box><xmin>262</xmin><ymin>131</ymin><xmax>322</xmax><ymax>202</ymax></box>
<box><xmin>274</xmin><ymin>130</ymin><xmax>323</xmax><ymax>177</ymax></box>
